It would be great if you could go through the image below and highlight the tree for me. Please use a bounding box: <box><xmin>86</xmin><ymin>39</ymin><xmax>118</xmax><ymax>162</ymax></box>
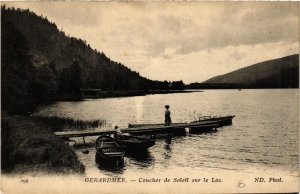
<box><xmin>58</xmin><ymin>60</ymin><xmax>82</xmax><ymax>97</ymax></box>
<box><xmin>1</xmin><ymin>18</ymin><xmax>35</xmax><ymax>113</ymax></box>
<box><xmin>171</xmin><ymin>81</ymin><xmax>185</xmax><ymax>90</ymax></box>
<box><xmin>31</xmin><ymin>65</ymin><xmax>58</xmax><ymax>100</ymax></box>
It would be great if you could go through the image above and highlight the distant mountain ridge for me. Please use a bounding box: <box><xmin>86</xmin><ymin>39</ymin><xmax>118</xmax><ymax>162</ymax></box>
<box><xmin>188</xmin><ymin>54</ymin><xmax>299</xmax><ymax>89</ymax></box>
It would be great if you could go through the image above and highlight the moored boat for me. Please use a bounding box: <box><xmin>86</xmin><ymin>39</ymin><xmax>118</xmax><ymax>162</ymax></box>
<box><xmin>195</xmin><ymin>115</ymin><xmax>235</xmax><ymax>126</ymax></box>
<box><xmin>128</xmin><ymin>115</ymin><xmax>235</xmax><ymax>128</ymax></box>
<box><xmin>114</xmin><ymin>134</ymin><xmax>155</xmax><ymax>153</ymax></box>
<box><xmin>95</xmin><ymin>135</ymin><xmax>125</xmax><ymax>166</ymax></box>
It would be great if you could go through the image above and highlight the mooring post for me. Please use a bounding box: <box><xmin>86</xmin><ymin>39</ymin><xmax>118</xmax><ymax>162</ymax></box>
<box><xmin>83</xmin><ymin>136</ymin><xmax>86</xmax><ymax>145</ymax></box>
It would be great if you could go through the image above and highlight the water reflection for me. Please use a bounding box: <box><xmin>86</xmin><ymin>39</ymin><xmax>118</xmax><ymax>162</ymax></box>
<box><xmin>126</xmin><ymin>151</ymin><xmax>155</xmax><ymax>168</ymax></box>
<box><xmin>134</xmin><ymin>97</ymin><xmax>144</xmax><ymax>123</ymax></box>
<box><xmin>163</xmin><ymin>135</ymin><xmax>172</xmax><ymax>160</ymax></box>
<box><xmin>189</xmin><ymin>129</ymin><xmax>218</xmax><ymax>135</ymax></box>
<box><xmin>95</xmin><ymin>156</ymin><xmax>125</xmax><ymax>175</ymax></box>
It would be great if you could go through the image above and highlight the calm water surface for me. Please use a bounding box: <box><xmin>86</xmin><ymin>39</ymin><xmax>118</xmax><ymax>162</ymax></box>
<box><xmin>34</xmin><ymin>89</ymin><xmax>299</xmax><ymax>177</ymax></box>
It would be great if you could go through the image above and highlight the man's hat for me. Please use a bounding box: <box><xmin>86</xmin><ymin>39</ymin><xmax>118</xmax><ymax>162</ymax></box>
<box><xmin>165</xmin><ymin>105</ymin><xmax>170</xmax><ymax>108</ymax></box>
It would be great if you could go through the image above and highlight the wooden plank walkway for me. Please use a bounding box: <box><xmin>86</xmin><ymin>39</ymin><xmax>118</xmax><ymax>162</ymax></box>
<box><xmin>54</xmin><ymin>120</ymin><xmax>219</xmax><ymax>139</ymax></box>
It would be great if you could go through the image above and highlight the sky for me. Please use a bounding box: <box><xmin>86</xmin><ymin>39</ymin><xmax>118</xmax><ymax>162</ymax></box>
<box><xmin>3</xmin><ymin>2</ymin><xmax>299</xmax><ymax>83</ymax></box>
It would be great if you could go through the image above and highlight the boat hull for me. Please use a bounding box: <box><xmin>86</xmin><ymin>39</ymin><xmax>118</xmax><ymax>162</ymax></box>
<box><xmin>128</xmin><ymin>115</ymin><xmax>235</xmax><ymax>129</ymax></box>
<box><xmin>95</xmin><ymin>135</ymin><xmax>125</xmax><ymax>166</ymax></box>
<box><xmin>115</xmin><ymin>134</ymin><xmax>155</xmax><ymax>153</ymax></box>
<box><xmin>95</xmin><ymin>151</ymin><xmax>124</xmax><ymax>166</ymax></box>
<box><xmin>196</xmin><ymin>116</ymin><xmax>234</xmax><ymax>126</ymax></box>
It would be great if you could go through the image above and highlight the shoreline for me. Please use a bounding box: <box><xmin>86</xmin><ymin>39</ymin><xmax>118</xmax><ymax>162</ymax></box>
<box><xmin>38</xmin><ymin>90</ymin><xmax>203</xmax><ymax>102</ymax></box>
<box><xmin>80</xmin><ymin>90</ymin><xmax>202</xmax><ymax>99</ymax></box>
<box><xmin>1</xmin><ymin>114</ymin><xmax>85</xmax><ymax>174</ymax></box>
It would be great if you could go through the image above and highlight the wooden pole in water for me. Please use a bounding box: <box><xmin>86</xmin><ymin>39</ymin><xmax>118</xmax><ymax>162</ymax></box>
<box><xmin>83</xmin><ymin>136</ymin><xmax>86</xmax><ymax>145</ymax></box>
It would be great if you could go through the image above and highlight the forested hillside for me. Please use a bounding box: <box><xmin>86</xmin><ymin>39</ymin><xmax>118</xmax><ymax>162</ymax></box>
<box><xmin>1</xmin><ymin>6</ymin><xmax>183</xmax><ymax>113</ymax></box>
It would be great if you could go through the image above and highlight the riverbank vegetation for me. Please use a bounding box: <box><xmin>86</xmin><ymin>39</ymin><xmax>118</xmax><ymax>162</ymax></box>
<box><xmin>33</xmin><ymin>115</ymin><xmax>107</xmax><ymax>131</ymax></box>
<box><xmin>1</xmin><ymin>114</ymin><xmax>85</xmax><ymax>174</ymax></box>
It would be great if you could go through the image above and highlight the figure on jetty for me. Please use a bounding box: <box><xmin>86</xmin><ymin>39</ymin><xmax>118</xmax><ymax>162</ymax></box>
<box><xmin>164</xmin><ymin>105</ymin><xmax>172</xmax><ymax>126</ymax></box>
<box><xmin>115</xmin><ymin>126</ymin><xmax>122</xmax><ymax>134</ymax></box>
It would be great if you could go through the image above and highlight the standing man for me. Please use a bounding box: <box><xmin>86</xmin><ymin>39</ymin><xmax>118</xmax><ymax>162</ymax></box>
<box><xmin>165</xmin><ymin>105</ymin><xmax>172</xmax><ymax>126</ymax></box>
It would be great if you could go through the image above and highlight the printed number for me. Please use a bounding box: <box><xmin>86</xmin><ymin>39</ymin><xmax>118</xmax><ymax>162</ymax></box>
<box><xmin>238</xmin><ymin>180</ymin><xmax>245</xmax><ymax>188</ymax></box>
<box><xmin>20</xmin><ymin>179</ymin><xmax>29</xmax><ymax>184</ymax></box>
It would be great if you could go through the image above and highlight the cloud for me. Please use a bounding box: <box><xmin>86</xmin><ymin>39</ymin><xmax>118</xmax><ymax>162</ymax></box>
<box><xmin>3</xmin><ymin>2</ymin><xmax>299</xmax><ymax>83</ymax></box>
<box><xmin>229</xmin><ymin>51</ymin><xmax>247</xmax><ymax>61</ymax></box>
<box><xmin>5</xmin><ymin>2</ymin><xmax>100</xmax><ymax>26</ymax></box>
<box><xmin>172</xmin><ymin>3</ymin><xmax>299</xmax><ymax>55</ymax></box>
<box><xmin>141</xmin><ymin>42</ymin><xmax>299</xmax><ymax>83</ymax></box>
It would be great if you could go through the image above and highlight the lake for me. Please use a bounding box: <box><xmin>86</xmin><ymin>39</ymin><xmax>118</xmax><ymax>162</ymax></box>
<box><xmin>34</xmin><ymin>89</ymin><xmax>299</xmax><ymax>178</ymax></box>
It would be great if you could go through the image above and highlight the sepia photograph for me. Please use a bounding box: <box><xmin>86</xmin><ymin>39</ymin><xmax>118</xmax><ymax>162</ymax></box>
<box><xmin>1</xmin><ymin>1</ymin><xmax>299</xmax><ymax>194</ymax></box>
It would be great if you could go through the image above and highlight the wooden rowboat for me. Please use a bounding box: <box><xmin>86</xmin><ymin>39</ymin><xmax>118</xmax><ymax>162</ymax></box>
<box><xmin>194</xmin><ymin>115</ymin><xmax>235</xmax><ymax>126</ymax></box>
<box><xmin>114</xmin><ymin>134</ymin><xmax>155</xmax><ymax>153</ymax></box>
<box><xmin>95</xmin><ymin>135</ymin><xmax>125</xmax><ymax>166</ymax></box>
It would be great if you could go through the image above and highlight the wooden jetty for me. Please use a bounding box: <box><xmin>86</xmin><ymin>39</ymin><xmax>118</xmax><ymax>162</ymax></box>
<box><xmin>54</xmin><ymin>116</ymin><xmax>235</xmax><ymax>145</ymax></box>
<box><xmin>55</xmin><ymin>120</ymin><xmax>219</xmax><ymax>143</ymax></box>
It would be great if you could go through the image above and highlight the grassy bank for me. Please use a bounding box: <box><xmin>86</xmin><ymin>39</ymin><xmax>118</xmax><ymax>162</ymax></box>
<box><xmin>1</xmin><ymin>114</ymin><xmax>85</xmax><ymax>174</ymax></box>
